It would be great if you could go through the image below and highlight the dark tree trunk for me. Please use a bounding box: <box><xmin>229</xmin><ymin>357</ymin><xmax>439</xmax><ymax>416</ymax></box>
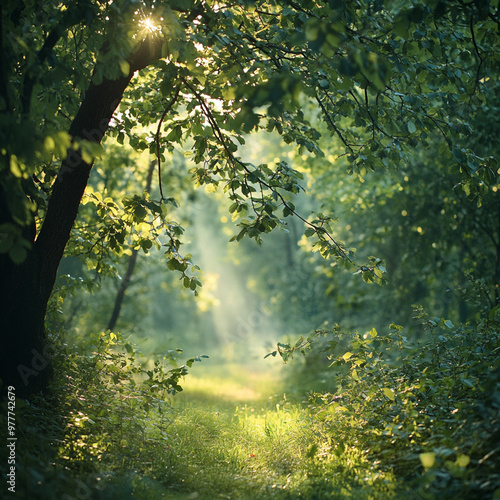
<box><xmin>35</xmin><ymin>74</ymin><xmax>134</xmax><ymax>308</ymax></box>
<box><xmin>0</xmin><ymin>216</ymin><xmax>47</xmax><ymax>397</ymax></box>
<box><xmin>0</xmin><ymin>41</ymin><xmax>161</xmax><ymax>397</ymax></box>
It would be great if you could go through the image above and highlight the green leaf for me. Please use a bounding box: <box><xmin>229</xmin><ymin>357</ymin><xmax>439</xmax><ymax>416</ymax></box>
<box><xmin>362</xmin><ymin>270</ymin><xmax>374</xmax><ymax>283</ymax></box>
<box><xmin>264</xmin><ymin>351</ymin><xmax>277</xmax><ymax>359</ymax></box>
<box><xmin>9</xmin><ymin>244</ymin><xmax>27</xmax><ymax>264</ymax></box>
<box><xmin>419</xmin><ymin>452</ymin><xmax>436</xmax><ymax>469</ymax></box>
<box><xmin>119</xmin><ymin>60</ymin><xmax>130</xmax><ymax>76</ymax></box>
<box><xmin>383</xmin><ymin>388</ymin><xmax>395</xmax><ymax>401</ymax></box>
<box><xmin>140</xmin><ymin>239</ymin><xmax>153</xmax><ymax>251</ymax></box>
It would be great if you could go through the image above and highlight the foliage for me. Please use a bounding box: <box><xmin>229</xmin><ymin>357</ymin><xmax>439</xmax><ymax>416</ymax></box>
<box><xmin>1</xmin><ymin>1</ymin><xmax>499</xmax><ymax>497</ymax></box>
<box><xmin>231</xmin><ymin>89</ymin><xmax>499</xmax><ymax>336</ymax></box>
<box><xmin>57</xmin><ymin>330</ymin><xmax>208</xmax><ymax>473</ymax></box>
<box><xmin>2</xmin><ymin>0</ymin><xmax>499</xmax><ymax>395</ymax></box>
<box><xmin>2</xmin><ymin>0</ymin><xmax>499</xmax><ymax>275</ymax></box>
<box><xmin>0</xmin><ymin>329</ymin><xmax>210</xmax><ymax>499</ymax></box>
<box><xmin>3</xmin><ymin>351</ymin><xmax>402</xmax><ymax>500</ymax></box>
<box><xmin>270</xmin><ymin>306</ymin><xmax>500</xmax><ymax>499</ymax></box>
<box><xmin>54</xmin><ymin>331</ymin><xmax>193</xmax><ymax>489</ymax></box>
<box><xmin>4</xmin><ymin>306</ymin><xmax>499</xmax><ymax>499</ymax></box>
<box><xmin>294</xmin><ymin>77</ymin><xmax>500</xmax><ymax>330</ymax></box>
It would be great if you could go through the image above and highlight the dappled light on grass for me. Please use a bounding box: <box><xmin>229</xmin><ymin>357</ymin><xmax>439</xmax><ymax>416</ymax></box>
<box><xmin>161</xmin><ymin>368</ymin><xmax>399</xmax><ymax>499</ymax></box>
<box><xmin>177</xmin><ymin>377</ymin><xmax>265</xmax><ymax>404</ymax></box>
<box><xmin>174</xmin><ymin>362</ymin><xmax>285</xmax><ymax>406</ymax></box>
<box><xmin>10</xmin><ymin>315</ymin><xmax>498</xmax><ymax>499</ymax></box>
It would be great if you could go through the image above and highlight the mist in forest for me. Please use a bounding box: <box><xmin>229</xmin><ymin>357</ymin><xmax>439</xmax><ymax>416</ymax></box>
<box><xmin>182</xmin><ymin>193</ymin><xmax>287</xmax><ymax>368</ymax></box>
<box><xmin>58</xmin><ymin>125</ymin><xmax>498</xmax><ymax>377</ymax></box>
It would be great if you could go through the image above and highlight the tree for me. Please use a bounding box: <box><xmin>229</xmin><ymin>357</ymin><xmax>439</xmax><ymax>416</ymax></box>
<box><xmin>106</xmin><ymin>160</ymin><xmax>155</xmax><ymax>332</ymax></box>
<box><xmin>1</xmin><ymin>0</ymin><xmax>498</xmax><ymax>395</ymax></box>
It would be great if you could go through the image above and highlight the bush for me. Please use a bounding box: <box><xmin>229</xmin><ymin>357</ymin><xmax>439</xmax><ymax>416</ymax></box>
<box><xmin>271</xmin><ymin>305</ymin><xmax>500</xmax><ymax>499</ymax></box>
<box><xmin>0</xmin><ymin>330</ymin><xmax>208</xmax><ymax>499</ymax></box>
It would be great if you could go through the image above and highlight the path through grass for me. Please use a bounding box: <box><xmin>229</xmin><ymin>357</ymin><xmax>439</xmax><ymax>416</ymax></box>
<box><xmin>152</xmin><ymin>361</ymin><xmax>399</xmax><ymax>499</ymax></box>
<box><xmin>8</xmin><ymin>326</ymin><xmax>499</xmax><ymax>499</ymax></box>
<box><xmin>7</xmin><ymin>355</ymin><xmax>401</xmax><ymax>499</ymax></box>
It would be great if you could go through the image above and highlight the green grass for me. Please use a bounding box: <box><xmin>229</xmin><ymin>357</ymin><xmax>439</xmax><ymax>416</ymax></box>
<box><xmin>131</xmin><ymin>363</ymin><xmax>400</xmax><ymax>499</ymax></box>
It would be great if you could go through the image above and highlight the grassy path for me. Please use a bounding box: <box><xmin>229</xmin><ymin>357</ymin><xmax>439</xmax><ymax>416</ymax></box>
<box><xmin>152</xmin><ymin>362</ymin><xmax>398</xmax><ymax>499</ymax></box>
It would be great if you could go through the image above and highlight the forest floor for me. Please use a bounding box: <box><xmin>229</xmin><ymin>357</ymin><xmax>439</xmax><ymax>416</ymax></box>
<box><xmin>8</xmin><ymin>340</ymin><xmax>497</xmax><ymax>500</ymax></box>
<box><xmin>151</xmin><ymin>360</ymin><xmax>400</xmax><ymax>499</ymax></box>
<box><xmin>7</xmin><ymin>321</ymin><xmax>498</xmax><ymax>499</ymax></box>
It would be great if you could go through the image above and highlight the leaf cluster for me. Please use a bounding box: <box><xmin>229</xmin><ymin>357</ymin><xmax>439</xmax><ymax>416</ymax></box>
<box><xmin>53</xmin><ymin>329</ymin><xmax>208</xmax><ymax>471</ymax></box>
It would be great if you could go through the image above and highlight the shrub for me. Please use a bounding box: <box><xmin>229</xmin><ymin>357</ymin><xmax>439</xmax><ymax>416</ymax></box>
<box><xmin>270</xmin><ymin>305</ymin><xmax>500</xmax><ymax>498</ymax></box>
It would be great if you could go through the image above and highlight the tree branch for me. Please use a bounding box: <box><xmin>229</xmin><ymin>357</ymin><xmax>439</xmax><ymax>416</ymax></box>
<box><xmin>106</xmin><ymin>160</ymin><xmax>156</xmax><ymax>331</ymax></box>
<box><xmin>21</xmin><ymin>4</ymin><xmax>94</xmax><ymax>114</ymax></box>
<box><xmin>183</xmin><ymin>78</ymin><xmax>351</xmax><ymax>261</ymax></box>
<box><xmin>469</xmin><ymin>13</ymin><xmax>484</xmax><ymax>95</ymax></box>
<box><xmin>35</xmin><ymin>38</ymin><xmax>162</xmax><ymax>307</ymax></box>
<box><xmin>156</xmin><ymin>87</ymin><xmax>181</xmax><ymax>200</ymax></box>
<box><xmin>315</xmin><ymin>94</ymin><xmax>355</xmax><ymax>154</ymax></box>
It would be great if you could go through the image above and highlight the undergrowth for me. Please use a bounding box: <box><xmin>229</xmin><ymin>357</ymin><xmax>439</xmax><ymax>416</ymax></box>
<box><xmin>1</xmin><ymin>305</ymin><xmax>499</xmax><ymax>499</ymax></box>
<box><xmin>271</xmin><ymin>305</ymin><xmax>500</xmax><ymax>499</ymax></box>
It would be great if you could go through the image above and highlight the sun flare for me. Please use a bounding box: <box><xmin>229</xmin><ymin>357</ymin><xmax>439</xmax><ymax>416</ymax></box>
<box><xmin>137</xmin><ymin>15</ymin><xmax>161</xmax><ymax>36</ymax></box>
<box><xmin>142</xmin><ymin>18</ymin><xmax>155</xmax><ymax>31</ymax></box>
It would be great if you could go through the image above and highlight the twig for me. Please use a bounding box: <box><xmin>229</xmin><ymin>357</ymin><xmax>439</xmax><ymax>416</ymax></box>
<box><xmin>469</xmin><ymin>14</ymin><xmax>484</xmax><ymax>95</ymax></box>
<box><xmin>155</xmin><ymin>87</ymin><xmax>181</xmax><ymax>200</ymax></box>
<box><xmin>315</xmin><ymin>94</ymin><xmax>355</xmax><ymax>154</ymax></box>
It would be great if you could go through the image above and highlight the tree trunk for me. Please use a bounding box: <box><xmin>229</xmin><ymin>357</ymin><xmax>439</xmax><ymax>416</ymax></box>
<box><xmin>35</xmin><ymin>74</ymin><xmax>135</xmax><ymax>308</ymax></box>
<box><xmin>0</xmin><ymin>218</ymin><xmax>48</xmax><ymax>397</ymax></box>
<box><xmin>107</xmin><ymin>161</ymin><xmax>156</xmax><ymax>332</ymax></box>
<box><xmin>0</xmin><ymin>41</ymin><xmax>161</xmax><ymax>397</ymax></box>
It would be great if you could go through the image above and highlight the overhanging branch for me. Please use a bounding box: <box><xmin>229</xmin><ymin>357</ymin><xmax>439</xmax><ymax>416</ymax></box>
<box><xmin>35</xmin><ymin>38</ymin><xmax>163</xmax><ymax>307</ymax></box>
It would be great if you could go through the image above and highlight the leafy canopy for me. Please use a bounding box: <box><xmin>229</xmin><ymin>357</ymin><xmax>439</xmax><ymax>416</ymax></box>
<box><xmin>1</xmin><ymin>0</ymin><xmax>498</xmax><ymax>277</ymax></box>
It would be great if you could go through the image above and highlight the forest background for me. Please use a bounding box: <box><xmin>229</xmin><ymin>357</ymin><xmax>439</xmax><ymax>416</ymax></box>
<box><xmin>0</xmin><ymin>0</ymin><xmax>499</xmax><ymax>498</ymax></box>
